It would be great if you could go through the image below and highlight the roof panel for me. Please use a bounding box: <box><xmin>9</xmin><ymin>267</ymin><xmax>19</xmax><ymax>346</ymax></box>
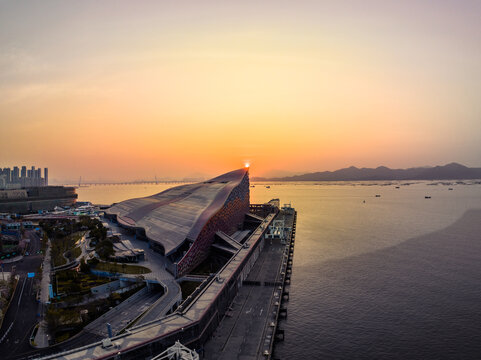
<box><xmin>106</xmin><ymin>168</ymin><xmax>248</xmax><ymax>255</ymax></box>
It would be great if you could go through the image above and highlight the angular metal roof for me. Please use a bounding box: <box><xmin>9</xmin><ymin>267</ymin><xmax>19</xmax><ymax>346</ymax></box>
<box><xmin>105</xmin><ymin>168</ymin><xmax>248</xmax><ymax>255</ymax></box>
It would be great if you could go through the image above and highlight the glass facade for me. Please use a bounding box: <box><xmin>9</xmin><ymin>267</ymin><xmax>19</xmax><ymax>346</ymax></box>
<box><xmin>176</xmin><ymin>171</ymin><xmax>250</xmax><ymax>277</ymax></box>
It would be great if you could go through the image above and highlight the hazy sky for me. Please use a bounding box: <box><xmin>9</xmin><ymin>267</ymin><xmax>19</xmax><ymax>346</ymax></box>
<box><xmin>1</xmin><ymin>0</ymin><xmax>480</xmax><ymax>182</ymax></box>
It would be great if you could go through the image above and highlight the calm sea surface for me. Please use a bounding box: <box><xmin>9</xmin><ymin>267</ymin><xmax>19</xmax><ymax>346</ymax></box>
<box><xmin>77</xmin><ymin>181</ymin><xmax>481</xmax><ymax>359</ymax></box>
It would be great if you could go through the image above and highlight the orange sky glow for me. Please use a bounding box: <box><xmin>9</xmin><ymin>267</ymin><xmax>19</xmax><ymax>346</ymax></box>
<box><xmin>1</xmin><ymin>1</ymin><xmax>480</xmax><ymax>182</ymax></box>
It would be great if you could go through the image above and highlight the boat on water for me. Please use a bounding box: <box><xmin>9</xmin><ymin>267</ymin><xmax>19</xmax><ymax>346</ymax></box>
<box><xmin>266</xmin><ymin>186</ymin><xmax>271</xmax><ymax>189</ymax></box>
<box><xmin>375</xmin><ymin>194</ymin><xmax>381</xmax><ymax>197</ymax></box>
<box><xmin>425</xmin><ymin>196</ymin><xmax>431</xmax><ymax>199</ymax></box>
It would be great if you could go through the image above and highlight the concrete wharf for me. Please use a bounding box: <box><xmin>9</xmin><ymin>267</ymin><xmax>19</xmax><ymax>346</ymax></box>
<box><xmin>203</xmin><ymin>207</ymin><xmax>297</xmax><ymax>359</ymax></box>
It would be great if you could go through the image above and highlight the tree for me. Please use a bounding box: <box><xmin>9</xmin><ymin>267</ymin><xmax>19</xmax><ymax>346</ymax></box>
<box><xmin>95</xmin><ymin>239</ymin><xmax>114</xmax><ymax>260</ymax></box>
<box><xmin>79</xmin><ymin>258</ymin><xmax>90</xmax><ymax>273</ymax></box>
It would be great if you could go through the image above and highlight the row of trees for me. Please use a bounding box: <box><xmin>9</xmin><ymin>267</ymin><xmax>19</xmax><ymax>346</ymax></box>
<box><xmin>40</xmin><ymin>216</ymin><xmax>107</xmax><ymax>241</ymax></box>
<box><xmin>40</xmin><ymin>219</ymin><xmax>77</xmax><ymax>239</ymax></box>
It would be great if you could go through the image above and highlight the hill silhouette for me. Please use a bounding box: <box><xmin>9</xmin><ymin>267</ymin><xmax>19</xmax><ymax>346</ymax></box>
<box><xmin>253</xmin><ymin>163</ymin><xmax>481</xmax><ymax>181</ymax></box>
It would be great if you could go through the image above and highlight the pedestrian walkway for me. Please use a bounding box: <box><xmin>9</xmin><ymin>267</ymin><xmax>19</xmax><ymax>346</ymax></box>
<box><xmin>34</xmin><ymin>239</ymin><xmax>52</xmax><ymax>348</ymax></box>
<box><xmin>76</xmin><ymin>232</ymin><xmax>94</xmax><ymax>262</ymax></box>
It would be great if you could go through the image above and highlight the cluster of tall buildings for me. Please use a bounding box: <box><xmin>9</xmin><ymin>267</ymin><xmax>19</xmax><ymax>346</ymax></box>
<box><xmin>0</xmin><ymin>165</ymin><xmax>48</xmax><ymax>189</ymax></box>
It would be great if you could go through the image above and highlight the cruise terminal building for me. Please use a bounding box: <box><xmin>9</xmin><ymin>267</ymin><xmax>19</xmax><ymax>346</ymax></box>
<box><xmin>105</xmin><ymin>168</ymin><xmax>250</xmax><ymax>277</ymax></box>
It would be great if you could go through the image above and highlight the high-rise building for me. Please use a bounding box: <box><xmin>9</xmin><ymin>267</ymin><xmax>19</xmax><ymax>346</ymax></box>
<box><xmin>3</xmin><ymin>168</ymin><xmax>11</xmax><ymax>184</ymax></box>
<box><xmin>12</xmin><ymin>166</ymin><xmax>19</xmax><ymax>182</ymax></box>
<box><xmin>1</xmin><ymin>164</ymin><xmax>49</xmax><ymax>189</ymax></box>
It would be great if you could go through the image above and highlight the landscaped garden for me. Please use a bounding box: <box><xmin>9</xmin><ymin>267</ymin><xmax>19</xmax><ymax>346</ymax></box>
<box><xmin>40</xmin><ymin>216</ymin><xmax>109</xmax><ymax>267</ymax></box>
<box><xmin>50</xmin><ymin>232</ymin><xmax>84</xmax><ymax>267</ymax></box>
<box><xmin>46</xmin><ymin>284</ymin><xmax>144</xmax><ymax>344</ymax></box>
<box><xmin>53</xmin><ymin>268</ymin><xmax>111</xmax><ymax>299</ymax></box>
<box><xmin>90</xmin><ymin>260</ymin><xmax>151</xmax><ymax>274</ymax></box>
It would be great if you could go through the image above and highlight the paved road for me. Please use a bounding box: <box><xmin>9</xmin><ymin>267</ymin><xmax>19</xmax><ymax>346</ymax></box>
<box><xmin>84</xmin><ymin>287</ymin><xmax>162</xmax><ymax>337</ymax></box>
<box><xmin>203</xmin><ymin>239</ymin><xmax>286</xmax><ymax>360</ymax></box>
<box><xmin>0</xmin><ymin>231</ymin><xmax>44</xmax><ymax>359</ymax></box>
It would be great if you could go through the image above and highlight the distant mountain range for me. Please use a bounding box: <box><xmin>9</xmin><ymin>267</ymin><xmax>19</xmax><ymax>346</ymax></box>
<box><xmin>253</xmin><ymin>163</ymin><xmax>481</xmax><ymax>181</ymax></box>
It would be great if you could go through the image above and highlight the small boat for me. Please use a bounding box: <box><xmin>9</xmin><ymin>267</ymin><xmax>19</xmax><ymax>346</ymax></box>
<box><xmin>375</xmin><ymin>194</ymin><xmax>381</xmax><ymax>197</ymax></box>
<box><xmin>425</xmin><ymin>196</ymin><xmax>431</xmax><ymax>199</ymax></box>
<box><xmin>266</xmin><ymin>186</ymin><xmax>271</xmax><ymax>189</ymax></box>
<box><xmin>395</xmin><ymin>186</ymin><xmax>400</xmax><ymax>189</ymax></box>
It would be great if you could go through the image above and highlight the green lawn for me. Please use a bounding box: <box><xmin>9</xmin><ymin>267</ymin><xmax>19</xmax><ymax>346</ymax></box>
<box><xmin>93</xmin><ymin>262</ymin><xmax>151</xmax><ymax>274</ymax></box>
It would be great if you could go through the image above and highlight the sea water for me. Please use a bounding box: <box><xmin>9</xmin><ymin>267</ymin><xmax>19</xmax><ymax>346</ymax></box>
<box><xmin>77</xmin><ymin>181</ymin><xmax>481</xmax><ymax>359</ymax></box>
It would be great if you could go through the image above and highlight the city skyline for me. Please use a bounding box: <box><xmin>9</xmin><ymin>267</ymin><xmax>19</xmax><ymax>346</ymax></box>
<box><xmin>0</xmin><ymin>165</ymin><xmax>48</xmax><ymax>188</ymax></box>
<box><xmin>1</xmin><ymin>1</ymin><xmax>481</xmax><ymax>181</ymax></box>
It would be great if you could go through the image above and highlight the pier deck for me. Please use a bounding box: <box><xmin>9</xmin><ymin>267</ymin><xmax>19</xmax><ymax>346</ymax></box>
<box><xmin>203</xmin><ymin>209</ymin><xmax>296</xmax><ymax>359</ymax></box>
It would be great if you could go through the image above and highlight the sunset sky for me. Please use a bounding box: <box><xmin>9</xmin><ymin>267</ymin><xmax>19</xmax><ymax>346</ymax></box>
<box><xmin>1</xmin><ymin>1</ymin><xmax>480</xmax><ymax>182</ymax></box>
